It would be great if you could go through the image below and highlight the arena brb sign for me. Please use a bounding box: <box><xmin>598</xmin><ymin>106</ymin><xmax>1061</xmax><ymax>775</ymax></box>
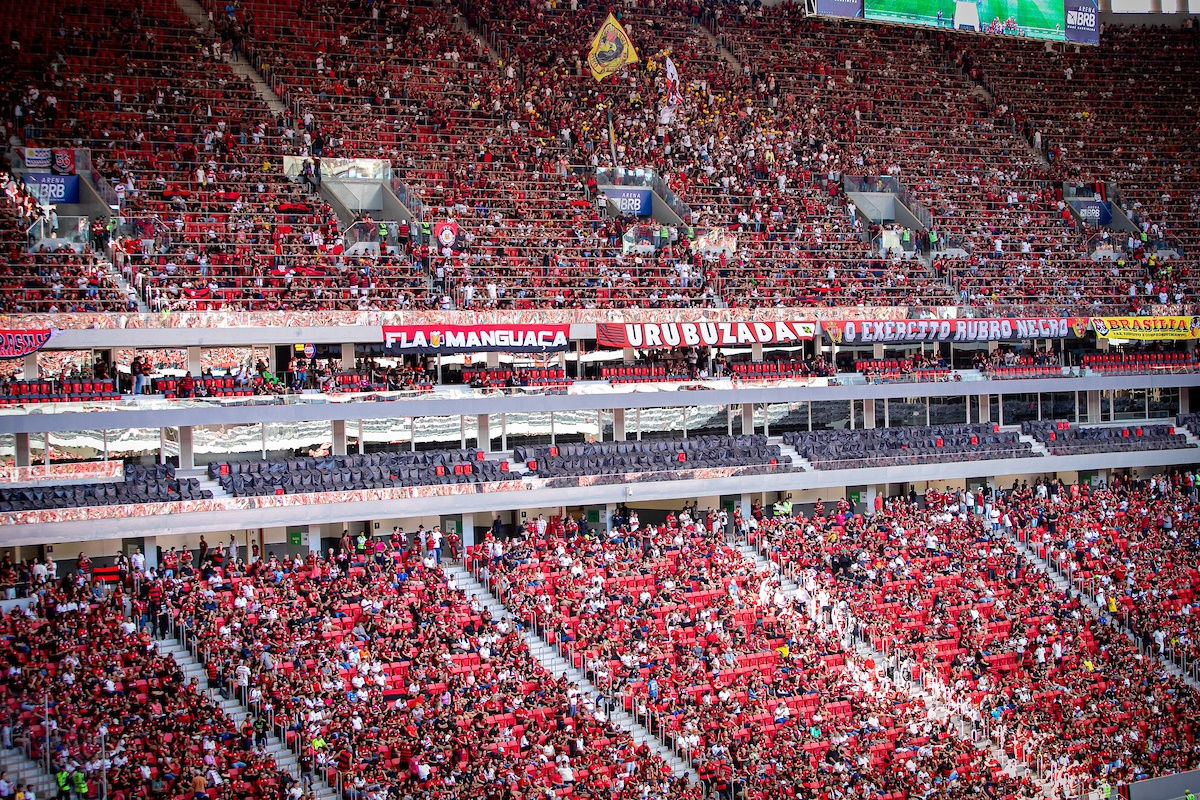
<box><xmin>382</xmin><ymin>324</ymin><xmax>570</xmax><ymax>354</ymax></box>
<box><xmin>21</xmin><ymin>174</ymin><xmax>81</xmax><ymax>205</ymax></box>
<box><xmin>823</xmin><ymin>318</ymin><xmax>1090</xmax><ymax>345</ymax></box>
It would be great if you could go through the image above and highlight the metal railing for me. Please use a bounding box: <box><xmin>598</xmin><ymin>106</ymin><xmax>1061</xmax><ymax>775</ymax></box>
<box><xmin>25</xmin><ymin>216</ymin><xmax>89</xmax><ymax>252</ymax></box>
<box><xmin>343</xmin><ymin>219</ymin><xmax>405</xmax><ymax>255</ymax></box>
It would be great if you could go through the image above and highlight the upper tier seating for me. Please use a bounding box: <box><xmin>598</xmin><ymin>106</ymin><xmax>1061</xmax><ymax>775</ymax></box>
<box><xmin>1021</xmin><ymin>420</ymin><xmax>1194</xmax><ymax>456</ymax></box>
<box><xmin>783</xmin><ymin>423</ymin><xmax>1033</xmax><ymax>469</ymax></box>
<box><xmin>0</xmin><ymin>463</ymin><xmax>212</xmax><ymax>511</ymax></box>
<box><xmin>515</xmin><ymin>434</ymin><xmax>790</xmax><ymax>477</ymax></box>
<box><xmin>207</xmin><ymin>448</ymin><xmax>509</xmax><ymax>496</ymax></box>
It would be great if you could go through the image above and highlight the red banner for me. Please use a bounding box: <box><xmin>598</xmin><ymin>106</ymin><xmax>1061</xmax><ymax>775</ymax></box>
<box><xmin>823</xmin><ymin>317</ymin><xmax>1090</xmax><ymax>345</ymax></box>
<box><xmin>51</xmin><ymin>149</ymin><xmax>76</xmax><ymax>176</ymax></box>
<box><xmin>0</xmin><ymin>329</ymin><xmax>55</xmax><ymax>360</ymax></box>
<box><xmin>382</xmin><ymin>324</ymin><xmax>569</xmax><ymax>354</ymax></box>
<box><xmin>433</xmin><ymin>221</ymin><xmax>463</xmax><ymax>251</ymax></box>
<box><xmin>597</xmin><ymin>321</ymin><xmax>816</xmax><ymax>349</ymax></box>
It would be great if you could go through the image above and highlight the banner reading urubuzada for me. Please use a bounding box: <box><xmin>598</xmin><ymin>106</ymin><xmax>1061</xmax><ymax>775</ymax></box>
<box><xmin>598</xmin><ymin>321</ymin><xmax>816</xmax><ymax>349</ymax></box>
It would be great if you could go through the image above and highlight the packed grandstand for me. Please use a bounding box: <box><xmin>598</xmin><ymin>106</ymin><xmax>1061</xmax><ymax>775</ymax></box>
<box><xmin>0</xmin><ymin>1</ymin><xmax>1199</xmax><ymax>800</ymax></box>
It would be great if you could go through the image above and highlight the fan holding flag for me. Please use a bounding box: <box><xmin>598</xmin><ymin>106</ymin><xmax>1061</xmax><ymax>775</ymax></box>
<box><xmin>659</xmin><ymin>55</ymin><xmax>684</xmax><ymax>124</ymax></box>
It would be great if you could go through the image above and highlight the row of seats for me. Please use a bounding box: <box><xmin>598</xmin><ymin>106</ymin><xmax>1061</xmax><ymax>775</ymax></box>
<box><xmin>0</xmin><ymin>463</ymin><xmax>211</xmax><ymax>511</ymax></box>
<box><xmin>987</xmin><ymin>366</ymin><xmax>1066</xmax><ymax>379</ymax></box>
<box><xmin>0</xmin><ymin>379</ymin><xmax>120</xmax><ymax>403</ymax></box>
<box><xmin>783</xmin><ymin>423</ymin><xmax>1034</xmax><ymax>469</ymax></box>
<box><xmin>1022</xmin><ymin>421</ymin><xmax>1194</xmax><ymax>456</ymax></box>
<box><xmin>729</xmin><ymin>361</ymin><xmax>826</xmax><ymax>379</ymax></box>
<box><xmin>207</xmin><ymin>448</ymin><xmax>510</xmax><ymax>497</ymax></box>
<box><xmin>1082</xmin><ymin>352</ymin><xmax>1194</xmax><ymax>366</ymax></box>
<box><xmin>516</xmin><ymin>435</ymin><xmax>789</xmax><ymax>477</ymax></box>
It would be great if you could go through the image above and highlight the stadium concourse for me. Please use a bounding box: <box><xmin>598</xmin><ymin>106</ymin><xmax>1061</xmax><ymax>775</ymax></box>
<box><xmin>2</xmin><ymin>0</ymin><xmax>1200</xmax><ymax>799</ymax></box>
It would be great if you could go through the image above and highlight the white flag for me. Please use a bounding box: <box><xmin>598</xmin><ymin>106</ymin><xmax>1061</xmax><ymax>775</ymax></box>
<box><xmin>659</xmin><ymin>55</ymin><xmax>683</xmax><ymax>124</ymax></box>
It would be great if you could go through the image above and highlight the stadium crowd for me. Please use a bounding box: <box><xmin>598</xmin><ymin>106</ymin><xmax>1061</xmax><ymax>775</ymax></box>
<box><xmin>744</xmin><ymin>476</ymin><xmax>1200</xmax><ymax>789</ymax></box>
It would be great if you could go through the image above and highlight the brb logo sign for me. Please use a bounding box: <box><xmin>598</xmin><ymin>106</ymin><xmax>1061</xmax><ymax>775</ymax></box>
<box><xmin>1063</xmin><ymin>0</ymin><xmax>1099</xmax><ymax>44</ymax></box>
<box><xmin>22</xmin><ymin>174</ymin><xmax>81</xmax><ymax>205</ymax></box>
<box><xmin>1072</xmin><ymin>200</ymin><xmax>1112</xmax><ymax>226</ymax></box>
<box><xmin>601</xmin><ymin>187</ymin><xmax>653</xmax><ymax>216</ymax></box>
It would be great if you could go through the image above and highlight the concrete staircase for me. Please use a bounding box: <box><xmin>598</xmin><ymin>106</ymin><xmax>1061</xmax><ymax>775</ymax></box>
<box><xmin>1178</xmin><ymin>426</ymin><xmax>1200</xmax><ymax>449</ymax></box>
<box><xmin>728</xmin><ymin>534</ymin><xmax>1051</xmax><ymax>794</ymax></box>
<box><xmin>1007</xmin><ymin>535</ymin><xmax>1200</xmax><ymax>691</ymax></box>
<box><xmin>154</xmin><ymin>638</ymin><xmax>339</xmax><ymax>800</ymax></box>
<box><xmin>441</xmin><ymin>562</ymin><xmax>697</xmax><ymax>781</ymax></box>
<box><xmin>695</xmin><ymin>21</ymin><xmax>743</xmax><ymax>75</ymax></box>
<box><xmin>108</xmin><ymin>261</ymin><xmax>151</xmax><ymax>313</ymax></box>
<box><xmin>172</xmin><ymin>0</ymin><xmax>290</xmax><ymax>116</ymax></box>
<box><xmin>0</xmin><ymin>744</ymin><xmax>58</xmax><ymax>800</ymax></box>
<box><xmin>775</xmin><ymin>441</ymin><xmax>813</xmax><ymax>472</ymax></box>
<box><xmin>1018</xmin><ymin>433</ymin><xmax>1052</xmax><ymax>457</ymax></box>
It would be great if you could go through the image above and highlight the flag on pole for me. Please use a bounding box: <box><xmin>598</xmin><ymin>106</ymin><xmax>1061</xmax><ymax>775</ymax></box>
<box><xmin>659</xmin><ymin>55</ymin><xmax>683</xmax><ymax>124</ymax></box>
<box><xmin>587</xmin><ymin>13</ymin><xmax>639</xmax><ymax>81</ymax></box>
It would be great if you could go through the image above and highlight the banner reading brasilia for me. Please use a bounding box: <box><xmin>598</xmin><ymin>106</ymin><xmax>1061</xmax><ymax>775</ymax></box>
<box><xmin>823</xmin><ymin>318</ymin><xmax>1090</xmax><ymax>345</ymax></box>
<box><xmin>382</xmin><ymin>324</ymin><xmax>570</xmax><ymax>354</ymax></box>
<box><xmin>0</xmin><ymin>329</ymin><xmax>56</xmax><ymax>360</ymax></box>
<box><xmin>597</xmin><ymin>321</ymin><xmax>816</xmax><ymax>349</ymax></box>
<box><xmin>1091</xmin><ymin>316</ymin><xmax>1200</xmax><ymax>341</ymax></box>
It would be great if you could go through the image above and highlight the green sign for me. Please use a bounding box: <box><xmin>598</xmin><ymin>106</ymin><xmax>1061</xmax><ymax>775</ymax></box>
<box><xmin>586</xmin><ymin>509</ymin><xmax>600</xmax><ymax>524</ymax></box>
<box><xmin>288</xmin><ymin>529</ymin><xmax>303</xmax><ymax>546</ymax></box>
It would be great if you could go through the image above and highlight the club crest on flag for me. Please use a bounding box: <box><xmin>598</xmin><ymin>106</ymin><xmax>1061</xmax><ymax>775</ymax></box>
<box><xmin>588</xmin><ymin>14</ymin><xmax>639</xmax><ymax>81</ymax></box>
<box><xmin>434</xmin><ymin>221</ymin><xmax>463</xmax><ymax>251</ymax></box>
<box><xmin>660</xmin><ymin>55</ymin><xmax>683</xmax><ymax>124</ymax></box>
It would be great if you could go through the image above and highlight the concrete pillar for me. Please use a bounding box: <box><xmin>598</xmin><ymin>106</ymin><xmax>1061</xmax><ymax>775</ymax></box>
<box><xmin>187</xmin><ymin>346</ymin><xmax>202</xmax><ymax>376</ymax></box>
<box><xmin>461</xmin><ymin>512</ymin><xmax>477</xmax><ymax>550</ymax></box>
<box><xmin>872</xmin><ymin>343</ymin><xmax>885</xmax><ymax>359</ymax></box>
<box><xmin>486</xmin><ymin>352</ymin><xmax>501</xmax><ymax>368</ymax></box>
<box><xmin>612</xmin><ymin>408</ymin><xmax>626</xmax><ymax>441</ymax></box>
<box><xmin>622</xmin><ymin>347</ymin><xmax>635</xmax><ymax>364</ymax></box>
<box><xmin>863</xmin><ymin>398</ymin><xmax>876</xmax><ymax>429</ymax></box>
<box><xmin>332</xmin><ymin>419</ymin><xmax>347</xmax><ymax>456</ymax></box>
<box><xmin>14</xmin><ymin>433</ymin><xmax>30</xmax><ymax>468</ymax></box>
<box><xmin>865</xmin><ymin>485</ymin><xmax>880</xmax><ymax>515</ymax></box>
<box><xmin>308</xmin><ymin>524</ymin><xmax>322</xmax><ymax>554</ymax></box>
<box><xmin>740</xmin><ymin>493</ymin><xmax>752</xmax><ymax>522</ymax></box>
<box><xmin>979</xmin><ymin>395</ymin><xmax>991</xmax><ymax>424</ymax></box>
<box><xmin>22</xmin><ymin>353</ymin><xmax>38</xmax><ymax>380</ymax></box>
<box><xmin>751</xmin><ymin>343</ymin><xmax>764</xmax><ymax>362</ymax></box>
<box><xmin>1086</xmin><ymin>390</ymin><xmax>1102</xmax><ymax>423</ymax></box>
<box><xmin>605</xmin><ymin>502</ymin><xmax>616</xmax><ymax>535</ymax></box>
<box><xmin>742</xmin><ymin>403</ymin><xmax>755</xmax><ymax>434</ymax></box>
<box><xmin>1180</xmin><ymin>390</ymin><xmax>1190</xmax><ymax>417</ymax></box>
<box><xmin>477</xmin><ymin>414</ymin><xmax>491</xmax><ymax>451</ymax></box>
<box><xmin>178</xmin><ymin>426</ymin><xmax>195</xmax><ymax>470</ymax></box>
<box><xmin>341</xmin><ymin>344</ymin><xmax>356</xmax><ymax>371</ymax></box>
<box><xmin>142</xmin><ymin>537</ymin><xmax>159</xmax><ymax>570</ymax></box>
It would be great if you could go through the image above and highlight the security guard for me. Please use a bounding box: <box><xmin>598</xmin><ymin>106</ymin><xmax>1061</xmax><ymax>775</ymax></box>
<box><xmin>54</xmin><ymin>768</ymin><xmax>69</xmax><ymax>800</ymax></box>
<box><xmin>1182</xmin><ymin>789</ymin><xmax>1194</xmax><ymax>800</ymax></box>
<box><xmin>70</xmin><ymin>768</ymin><xmax>87</xmax><ymax>799</ymax></box>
